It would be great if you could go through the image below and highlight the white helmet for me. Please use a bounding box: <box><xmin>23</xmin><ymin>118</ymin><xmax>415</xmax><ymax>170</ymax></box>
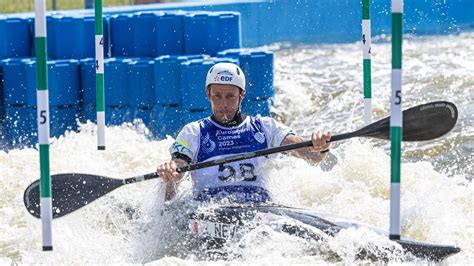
<box><xmin>205</xmin><ymin>62</ymin><xmax>246</xmax><ymax>92</ymax></box>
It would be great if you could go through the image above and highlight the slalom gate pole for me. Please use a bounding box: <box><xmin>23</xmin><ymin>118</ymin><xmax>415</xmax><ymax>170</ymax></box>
<box><xmin>95</xmin><ymin>0</ymin><xmax>106</xmax><ymax>150</ymax></box>
<box><xmin>389</xmin><ymin>0</ymin><xmax>403</xmax><ymax>240</ymax></box>
<box><xmin>34</xmin><ymin>0</ymin><xmax>53</xmax><ymax>251</ymax></box>
<box><xmin>362</xmin><ymin>0</ymin><xmax>372</xmax><ymax>125</ymax></box>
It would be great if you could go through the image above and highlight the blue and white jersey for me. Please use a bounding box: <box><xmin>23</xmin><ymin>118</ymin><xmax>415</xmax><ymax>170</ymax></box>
<box><xmin>170</xmin><ymin>116</ymin><xmax>295</xmax><ymax>203</ymax></box>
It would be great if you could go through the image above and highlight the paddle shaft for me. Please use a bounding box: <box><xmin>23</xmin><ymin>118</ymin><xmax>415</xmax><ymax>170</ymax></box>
<box><xmin>121</xmin><ymin>132</ymin><xmax>352</xmax><ymax>183</ymax></box>
<box><xmin>177</xmin><ymin>133</ymin><xmax>350</xmax><ymax>172</ymax></box>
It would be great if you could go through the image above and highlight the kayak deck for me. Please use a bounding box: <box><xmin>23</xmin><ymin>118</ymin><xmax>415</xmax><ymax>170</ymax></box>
<box><xmin>188</xmin><ymin>204</ymin><xmax>460</xmax><ymax>261</ymax></box>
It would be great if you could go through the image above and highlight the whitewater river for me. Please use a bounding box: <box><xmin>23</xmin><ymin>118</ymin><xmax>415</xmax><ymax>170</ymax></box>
<box><xmin>1</xmin><ymin>32</ymin><xmax>472</xmax><ymax>264</ymax></box>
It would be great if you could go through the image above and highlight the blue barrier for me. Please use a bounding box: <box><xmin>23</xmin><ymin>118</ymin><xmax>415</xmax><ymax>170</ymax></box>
<box><xmin>2</xmin><ymin>58</ymin><xmax>81</xmax><ymax>106</ymax></box>
<box><xmin>154</xmin><ymin>55</ymin><xmax>189</xmax><ymax>106</ymax></box>
<box><xmin>183</xmin><ymin>12</ymin><xmax>241</xmax><ymax>56</ymax></box>
<box><xmin>214</xmin><ymin>12</ymin><xmax>242</xmax><ymax>53</ymax></box>
<box><xmin>4</xmin><ymin>105</ymin><xmax>36</xmax><ymax>148</ymax></box>
<box><xmin>80</xmin><ymin>57</ymin><xmax>132</xmax><ymax>106</ymax></box>
<box><xmin>110</xmin><ymin>11</ymin><xmax>197</xmax><ymax>57</ymax></box>
<box><xmin>79</xmin><ymin>58</ymin><xmax>95</xmax><ymax>105</ymax></box>
<box><xmin>49</xmin><ymin>16</ymin><xmax>85</xmax><ymax>59</ymax></box>
<box><xmin>31</xmin><ymin>15</ymin><xmax>108</xmax><ymax>59</ymax></box>
<box><xmin>182</xmin><ymin>109</ymin><xmax>212</xmax><ymax>125</ymax></box>
<box><xmin>82</xmin><ymin>104</ymin><xmax>132</xmax><ymax>125</ymax></box>
<box><xmin>179</xmin><ymin>58</ymin><xmax>214</xmax><ymax>110</ymax></box>
<box><xmin>109</xmin><ymin>13</ymin><xmax>134</xmax><ymax>57</ymax></box>
<box><xmin>3</xmin><ymin>1</ymin><xmax>471</xmax><ymax>51</ymax></box>
<box><xmin>180</xmin><ymin>57</ymin><xmax>238</xmax><ymax>111</ymax></box>
<box><xmin>1</xmin><ymin>58</ymin><xmax>34</xmax><ymax>105</ymax></box>
<box><xmin>3</xmin><ymin>105</ymin><xmax>80</xmax><ymax>148</ymax></box>
<box><xmin>25</xmin><ymin>59</ymin><xmax>80</xmax><ymax>106</ymax></box>
<box><xmin>110</xmin><ymin>11</ymin><xmax>240</xmax><ymax>57</ymax></box>
<box><xmin>50</xmin><ymin>105</ymin><xmax>80</xmax><ymax>137</ymax></box>
<box><xmin>80</xmin><ymin>57</ymin><xmax>134</xmax><ymax>124</ymax></box>
<box><xmin>0</xmin><ymin>106</ymin><xmax>5</xmax><ymax>149</ymax></box>
<box><xmin>0</xmin><ymin>62</ymin><xmax>3</xmax><ymax>106</ymax></box>
<box><xmin>106</xmin><ymin>106</ymin><xmax>132</xmax><ymax>125</ymax></box>
<box><xmin>94</xmin><ymin>0</ymin><xmax>474</xmax><ymax>46</ymax></box>
<box><xmin>218</xmin><ymin>48</ymin><xmax>274</xmax><ymax>100</ymax></box>
<box><xmin>103</xmin><ymin>58</ymin><xmax>133</xmax><ymax>106</ymax></box>
<box><xmin>49</xmin><ymin>59</ymin><xmax>81</xmax><ymax>105</ymax></box>
<box><xmin>154</xmin><ymin>54</ymin><xmax>208</xmax><ymax>106</ymax></box>
<box><xmin>155</xmin><ymin>12</ymin><xmax>186</xmax><ymax>56</ymax></box>
<box><xmin>242</xmin><ymin>98</ymin><xmax>272</xmax><ymax>116</ymax></box>
<box><xmin>133</xmin><ymin>106</ymin><xmax>154</xmax><ymax>126</ymax></box>
<box><xmin>0</xmin><ymin>17</ymin><xmax>31</xmax><ymax>59</ymax></box>
<box><xmin>82</xmin><ymin>103</ymin><xmax>95</xmax><ymax>122</ymax></box>
<box><xmin>128</xmin><ymin>58</ymin><xmax>155</xmax><ymax>108</ymax></box>
<box><xmin>128</xmin><ymin>58</ymin><xmax>155</xmax><ymax>128</ymax></box>
<box><xmin>150</xmin><ymin>105</ymin><xmax>183</xmax><ymax>138</ymax></box>
<box><xmin>132</xmin><ymin>12</ymin><xmax>157</xmax><ymax>57</ymax></box>
<box><xmin>1</xmin><ymin>58</ymin><xmax>81</xmax><ymax>148</ymax></box>
<box><xmin>131</xmin><ymin>11</ymin><xmax>187</xmax><ymax>57</ymax></box>
<box><xmin>83</xmin><ymin>15</ymin><xmax>109</xmax><ymax>58</ymax></box>
<box><xmin>31</xmin><ymin>16</ymin><xmax>55</xmax><ymax>58</ymax></box>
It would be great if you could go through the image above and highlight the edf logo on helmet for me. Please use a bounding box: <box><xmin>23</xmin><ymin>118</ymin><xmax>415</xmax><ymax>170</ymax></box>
<box><xmin>216</xmin><ymin>76</ymin><xmax>232</xmax><ymax>82</ymax></box>
<box><xmin>214</xmin><ymin>70</ymin><xmax>234</xmax><ymax>82</ymax></box>
<box><xmin>218</xmin><ymin>163</ymin><xmax>257</xmax><ymax>182</ymax></box>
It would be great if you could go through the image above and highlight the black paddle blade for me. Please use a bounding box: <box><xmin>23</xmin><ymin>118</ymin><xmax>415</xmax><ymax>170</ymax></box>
<box><xmin>24</xmin><ymin>173</ymin><xmax>123</xmax><ymax>219</ymax></box>
<box><xmin>358</xmin><ymin>101</ymin><xmax>458</xmax><ymax>141</ymax></box>
<box><xmin>396</xmin><ymin>238</ymin><xmax>461</xmax><ymax>261</ymax></box>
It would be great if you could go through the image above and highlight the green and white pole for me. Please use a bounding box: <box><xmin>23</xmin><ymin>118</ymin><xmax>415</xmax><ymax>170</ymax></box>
<box><xmin>362</xmin><ymin>0</ymin><xmax>372</xmax><ymax>125</ymax></box>
<box><xmin>34</xmin><ymin>0</ymin><xmax>53</xmax><ymax>251</ymax></box>
<box><xmin>390</xmin><ymin>0</ymin><xmax>403</xmax><ymax>240</ymax></box>
<box><xmin>95</xmin><ymin>0</ymin><xmax>106</xmax><ymax>150</ymax></box>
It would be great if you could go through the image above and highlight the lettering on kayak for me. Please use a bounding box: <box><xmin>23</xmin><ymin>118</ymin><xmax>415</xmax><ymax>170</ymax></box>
<box><xmin>192</xmin><ymin>220</ymin><xmax>199</xmax><ymax>238</ymax></box>
<box><xmin>420</xmin><ymin>104</ymin><xmax>434</xmax><ymax>111</ymax></box>
<box><xmin>214</xmin><ymin>222</ymin><xmax>237</xmax><ymax>239</ymax></box>
<box><xmin>188</xmin><ymin>220</ymin><xmax>239</xmax><ymax>239</ymax></box>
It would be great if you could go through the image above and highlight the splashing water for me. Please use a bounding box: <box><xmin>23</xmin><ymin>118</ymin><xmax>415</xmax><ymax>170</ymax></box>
<box><xmin>1</xmin><ymin>33</ymin><xmax>473</xmax><ymax>264</ymax></box>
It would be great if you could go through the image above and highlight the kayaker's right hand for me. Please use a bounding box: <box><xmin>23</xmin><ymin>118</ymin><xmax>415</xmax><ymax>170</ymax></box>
<box><xmin>157</xmin><ymin>160</ymin><xmax>181</xmax><ymax>184</ymax></box>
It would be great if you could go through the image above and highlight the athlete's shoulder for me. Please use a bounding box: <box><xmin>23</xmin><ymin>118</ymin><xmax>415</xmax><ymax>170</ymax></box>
<box><xmin>181</xmin><ymin>117</ymin><xmax>210</xmax><ymax>133</ymax></box>
<box><xmin>171</xmin><ymin>119</ymin><xmax>207</xmax><ymax>160</ymax></box>
<box><xmin>249</xmin><ymin>115</ymin><xmax>279</xmax><ymax>127</ymax></box>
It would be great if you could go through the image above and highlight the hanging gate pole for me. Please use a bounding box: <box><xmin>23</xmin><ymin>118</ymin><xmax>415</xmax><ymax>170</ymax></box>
<box><xmin>95</xmin><ymin>0</ymin><xmax>106</xmax><ymax>150</ymax></box>
<box><xmin>34</xmin><ymin>0</ymin><xmax>53</xmax><ymax>251</ymax></box>
<box><xmin>389</xmin><ymin>0</ymin><xmax>403</xmax><ymax>240</ymax></box>
<box><xmin>362</xmin><ymin>0</ymin><xmax>372</xmax><ymax>125</ymax></box>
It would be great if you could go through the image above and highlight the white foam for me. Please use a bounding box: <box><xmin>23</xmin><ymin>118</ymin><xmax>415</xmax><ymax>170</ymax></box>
<box><xmin>1</xmin><ymin>33</ymin><xmax>473</xmax><ymax>264</ymax></box>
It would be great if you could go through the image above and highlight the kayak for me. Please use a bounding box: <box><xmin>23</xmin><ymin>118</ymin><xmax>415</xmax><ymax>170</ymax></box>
<box><xmin>186</xmin><ymin>204</ymin><xmax>460</xmax><ymax>261</ymax></box>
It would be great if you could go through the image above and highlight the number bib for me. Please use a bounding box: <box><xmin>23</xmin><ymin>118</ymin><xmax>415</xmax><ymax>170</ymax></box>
<box><xmin>192</xmin><ymin>117</ymin><xmax>271</xmax><ymax>203</ymax></box>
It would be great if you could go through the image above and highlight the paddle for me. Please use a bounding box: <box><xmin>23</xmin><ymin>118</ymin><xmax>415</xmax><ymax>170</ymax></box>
<box><xmin>23</xmin><ymin>101</ymin><xmax>457</xmax><ymax>219</ymax></box>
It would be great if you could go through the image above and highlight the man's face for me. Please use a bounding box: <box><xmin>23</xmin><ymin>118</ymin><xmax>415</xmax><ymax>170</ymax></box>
<box><xmin>206</xmin><ymin>84</ymin><xmax>243</xmax><ymax>123</ymax></box>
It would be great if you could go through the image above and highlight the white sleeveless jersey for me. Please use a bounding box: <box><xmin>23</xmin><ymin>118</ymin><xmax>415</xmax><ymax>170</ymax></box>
<box><xmin>170</xmin><ymin>116</ymin><xmax>295</xmax><ymax>203</ymax></box>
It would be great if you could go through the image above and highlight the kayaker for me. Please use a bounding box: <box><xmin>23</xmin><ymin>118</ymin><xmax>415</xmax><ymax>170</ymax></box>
<box><xmin>157</xmin><ymin>62</ymin><xmax>331</xmax><ymax>201</ymax></box>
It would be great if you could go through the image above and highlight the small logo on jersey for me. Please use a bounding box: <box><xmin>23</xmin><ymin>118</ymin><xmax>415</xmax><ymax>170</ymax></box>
<box><xmin>201</xmin><ymin>133</ymin><xmax>216</xmax><ymax>153</ymax></box>
<box><xmin>253</xmin><ymin>132</ymin><xmax>265</xmax><ymax>144</ymax></box>
<box><xmin>171</xmin><ymin>142</ymin><xmax>191</xmax><ymax>154</ymax></box>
